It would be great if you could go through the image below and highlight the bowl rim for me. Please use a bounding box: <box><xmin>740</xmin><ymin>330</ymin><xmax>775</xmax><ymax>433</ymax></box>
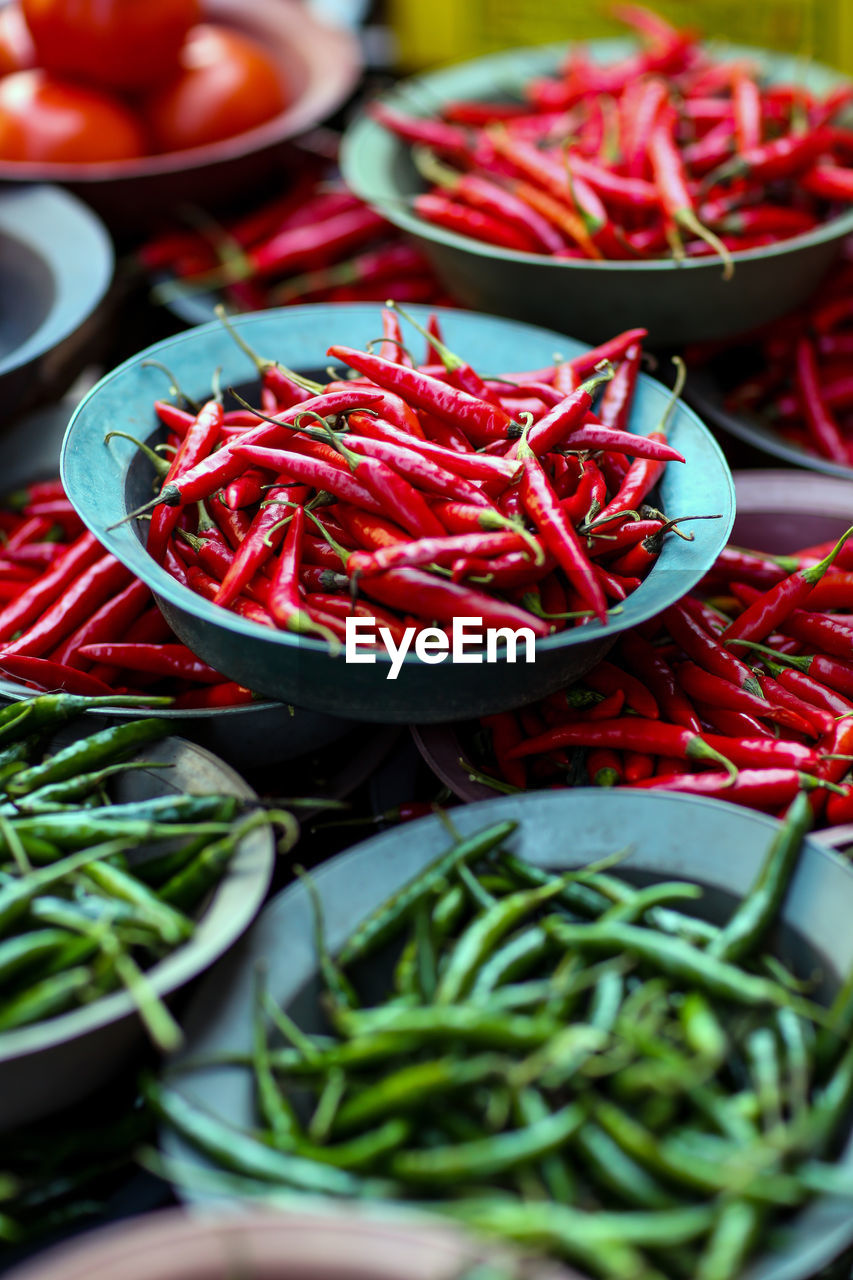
<box><xmin>0</xmin><ymin>184</ymin><xmax>113</xmax><ymax>377</ymax></box>
<box><xmin>341</xmin><ymin>37</ymin><xmax>853</xmax><ymax>273</ymax></box>
<box><xmin>60</xmin><ymin>303</ymin><xmax>736</xmax><ymax>672</ymax></box>
<box><xmin>0</xmin><ymin>0</ymin><xmax>361</xmax><ymax>184</ymax></box>
<box><xmin>0</xmin><ymin>735</ymin><xmax>275</xmax><ymax>1062</ymax></box>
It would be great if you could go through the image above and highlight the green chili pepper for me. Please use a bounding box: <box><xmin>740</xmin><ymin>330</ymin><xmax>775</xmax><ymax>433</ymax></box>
<box><xmin>0</xmin><ymin>695</ymin><xmax>172</xmax><ymax>747</ymax></box>
<box><xmin>5</xmin><ymin>720</ymin><xmax>172</xmax><ymax>797</ymax></box>
<box><xmin>159</xmin><ymin>809</ymin><xmax>280</xmax><ymax>911</ymax></box>
<box><xmin>337</xmin><ymin>821</ymin><xmax>517</xmax><ymax>967</ymax></box>
<box><xmin>391</xmin><ymin>1103</ymin><xmax>584</xmax><ymax>1185</ymax></box>
<box><xmin>0</xmin><ymin>840</ymin><xmax>131</xmax><ymax>935</ymax></box>
<box><xmin>334</xmin><ymin>1004</ymin><xmax>562</xmax><ymax>1051</ymax></box>
<box><xmin>696</xmin><ymin>1201</ymin><xmax>761</xmax><ymax>1280</ymax></box>
<box><xmin>437</xmin><ymin>874</ymin><xmax>575</xmax><ymax>1005</ymax></box>
<box><xmin>0</xmin><ymin>928</ymin><xmax>71</xmax><ymax>988</ymax></box>
<box><xmin>333</xmin><ymin>1054</ymin><xmax>505</xmax><ymax>1136</ymax></box>
<box><xmin>0</xmin><ymin>965</ymin><xmax>92</xmax><ymax>1031</ymax></box>
<box><xmin>708</xmin><ymin>791</ymin><xmax>811</xmax><ymax>964</ymax></box>
<box><xmin>142</xmin><ymin>1077</ymin><xmax>392</xmax><ymax>1198</ymax></box>
<box><xmin>252</xmin><ymin>966</ymin><xmax>300</xmax><ymax>1144</ymax></box>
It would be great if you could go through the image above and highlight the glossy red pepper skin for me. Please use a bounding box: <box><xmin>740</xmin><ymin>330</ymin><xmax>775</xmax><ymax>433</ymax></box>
<box><xmin>148</xmin><ymin>398</ymin><xmax>224</xmax><ymax>563</ymax></box>
<box><xmin>0</xmin><ymin>555</ymin><xmax>133</xmax><ymax>660</ymax></box>
<box><xmin>518</xmin><ymin>455</ymin><xmax>607</xmax><ymax>622</ymax></box>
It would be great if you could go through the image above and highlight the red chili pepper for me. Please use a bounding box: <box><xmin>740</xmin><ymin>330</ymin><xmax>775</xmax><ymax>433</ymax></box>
<box><xmin>50</xmin><ymin>578</ymin><xmax>151</xmax><ymax>670</ymax></box>
<box><xmin>482</xmin><ymin>711</ymin><xmax>527</xmax><ymax>788</ymax></box>
<box><xmin>185</xmin><ymin>566</ymin><xmax>273</xmax><ymax>628</ymax></box>
<box><xmin>714</xmin><ymin>128</ymin><xmax>833</xmax><ymax>184</ymax></box>
<box><xmin>595</xmin><ymin>359</ymin><xmax>686</xmax><ymax>521</ymax></box>
<box><xmin>506</xmin><ymin>717</ymin><xmax>736</xmax><ymax>771</ymax></box>
<box><xmin>723</xmin><ymin>528</ymin><xmax>853</xmax><ymax>644</ymax></box>
<box><xmin>507</xmin><ymin>366</ymin><xmax>614</xmax><ymax>458</ymax></box>
<box><xmin>624</xmin><ymin>750</ymin><xmax>655</xmax><ymax>782</ymax></box>
<box><xmin>357</xmin><ymin>566</ymin><xmax>549</xmax><ymax>638</ymax></box>
<box><xmin>348</xmin><ymin>412</ymin><xmax>516</xmax><ymax>485</ymax></box>
<box><xmin>0</xmin><ymin>549</ymin><xmax>131</xmax><ymax>656</ymax></box>
<box><xmin>0</xmin><ymin>540</ymin><xmax>121</xmax><ymax>650</ymax></box>
<box><xmin>628</xmin><ymin>767</ymin><xmax>827</xmax><ymax>812</ymax></box>
<box><xmin>676</xmin><ymin>661</ymin><xmax>816</xmax><ymax>736</ymax></box>
<box><xmin>586</xmin><ymin>747</ymin><xmax>623</xmax><ymax>785</ymax></box>
<box><xmin>147</xmin><ymin>397</ymin><xmax>224</xmax><ymax>562</ymax></box>
<box><xmin>76</xmin><ymin>643</ymin><xmax>222</xmax><ymax>683</ymax></box>
<box><xmin>516</xmin><ymin>442</ymin><xmax>607</xmax><ymax>623</ymax></box>
<box><xmin>0</xmin><ymin>655</ymin><xmax>116</xmax><ymax>697</ymax></box>
<box><xmin>214</xmin><ymin>484</ymin><xmax>307</xmax><ymax>610</ymax></box>
<box><xmin>649</xmin><ymin>114</ymin><xmax>733</xmax><ymax>275</ymax></box>
<box><xmin>732</xmin><ymin>70</ymin><xmax>762</xmax><ymax>152</ymax></box>
<box><xmin>172</xmin><ymin>682</ymin><xmax>256</xmax><ymax>709</ymax></box>
<box><xmin>223</xmin><ymin>468</ymin><xmax>267</xmax><ymax>510</ymax></box>
<box><xmin>327</xmin><ymin>345</ymin><xmax>513</xmax><ymax>447</ymax></box>
<box><xmin>347</xmin><ymin>530</ymin><xmax>530</xmax><ymax>578</ymax></box>
<box><xmin>754</xmin><ymin>671</ymin><xmax>834</xmax><ymax>737</ymax></box>
<box><xmin>665</xmin><ymin>600</ymin><xmax>762</xmax><ymax>692</ymax></box>
<box><xmin>619</xmin><ymin>631</ymin><xmax>702</xmax><ymax>732</ymax></box>
<box><xmin>794</xmin><ymin>336</ymin><xmax>851</xmax><ymax>467</ymax></box>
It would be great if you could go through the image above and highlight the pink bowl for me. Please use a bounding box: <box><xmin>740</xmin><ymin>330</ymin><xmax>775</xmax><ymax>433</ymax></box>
<box><xmin>5</xmin><ymin>1207</ymin><xmax>577</xmax><ymax>1280</ymax></box>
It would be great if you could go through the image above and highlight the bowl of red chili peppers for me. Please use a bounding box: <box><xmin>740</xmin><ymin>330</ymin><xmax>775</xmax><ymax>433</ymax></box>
<box><xmin>341</xmin><ymin>9</ymin><xmax>853</xmax><ymax>347</ymax></box>
<box><xmin>59</xmin><ymin>303</ymin><xmax>734</xmax><ymax>724</ymax></box>
<box><xmin>413</xmin><ymin>467</ymin><xmax>853</xmax><ymax>831</ymax></box>
<box><xmin>686</xmin><ymin>237</ymin><xmax>853</xmax><ymax>475</ymax></box>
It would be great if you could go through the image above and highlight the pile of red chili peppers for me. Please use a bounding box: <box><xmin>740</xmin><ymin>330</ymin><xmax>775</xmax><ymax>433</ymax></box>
<box><xmin>140</xmin><ymin>157</ymin><xmax>450</xmax><ymax>313</ymax></box>
<box><xmin>471</xmin><ymin>527</ymin><xmax>853</xmax><ymax>827</ymax></box>
<box><xmin>372</xmin><ymin>5</ymin><xmax>853</xmax><ymax>270</ymax></box>
<box><xmin>708</xmin><ymin>237</ymin><xmax>853</xmax><ymax>467</ymax></box>
<box><xmin>127</xmin><ymin>308</ymin><xmax>690</xmax><ymax>646</ymax></box>
<box><xmin>0</xmin><ymin>479</ymin><xmax>256</xmax><ymax>709</ymax></box>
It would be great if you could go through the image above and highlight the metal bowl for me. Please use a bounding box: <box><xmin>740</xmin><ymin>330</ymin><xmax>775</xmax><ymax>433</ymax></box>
<box><xmin>0</xmin><ymin>185</ymin><xmax>113</xmax><ymax>422</ymax></box>
<box><xmin>60</xmin><ymin>303</ymin><xmax>734</xmax><ymax>725</ymax></box>
<box><xmin>0</xmin><ymin>0</ymin><xmax>361</xmax><ymax>231</ymax></box>
<box><xmin>341</xmin><ymin>41</ymin><xmax>853</xmax><ymax>349</ymax></box>
<box><xmin>0</xmin><ymin>733</ymin><xmax>275</xmax><ymax>1132</ymax></box>
<box><xmin>160</xmin><ymin>789</ymin><xmax>853</xmax><ymax>1280</ymax></box>
<box><xmin>413</xmin><ymin>467</ymin><xmax>853</xmax><ymax>803</ymax></box>
<box><xmin>4</xmin><ymin>1205</ymin><xmax>574</xmax><ymax>1280</ymax></box>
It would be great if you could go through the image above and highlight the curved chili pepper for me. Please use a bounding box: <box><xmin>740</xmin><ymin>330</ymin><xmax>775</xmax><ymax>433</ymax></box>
<box><xmin>619</xmin><ymin>631</ymin><xmax>702</xmax><ymax>733</ymax></box>
<box><xmin>723</xmin><ymin>528</ymin><xmax>853</xmax><ymax>644</ymax></box>
<box><xmin>327</xmin><ymin>345</ymin><xmax>513</xmax><ymax>447</ymax></box>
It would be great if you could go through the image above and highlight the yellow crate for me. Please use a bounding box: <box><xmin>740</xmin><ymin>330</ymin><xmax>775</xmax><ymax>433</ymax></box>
<box><xmin>388</xmin><ymin>0</ymin><xmax>853</xmax><ymax>75</ymax></box>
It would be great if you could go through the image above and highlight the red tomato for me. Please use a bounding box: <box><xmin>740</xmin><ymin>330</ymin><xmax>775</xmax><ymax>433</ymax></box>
<box><xmin>0</xmin><ymin>70</ymin><xmax>147</xmax><ymax>163</ymax></box>
<box><xmin>21</xmin><ymin>0</ymin><xmax>200</xmax><ymax>91</ymax></box>
<box><xmin>144</xmin><ymin>24</ymin><xmax>289</xmax><ymax>154</ymax></box>
<box><xmin>0</xmin><ymin>3</ymin><xmax>35</xmax><ymax>76</ymax></box>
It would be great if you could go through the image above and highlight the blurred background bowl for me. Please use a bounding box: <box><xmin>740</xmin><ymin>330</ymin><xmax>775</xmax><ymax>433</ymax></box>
<box><xmin>0</xmin><ymin>184</ymin><xmax>113</xmax><ymax>421</ymax></box>
<box><xmin>160</xmin><ymin>788</ymin><xmax>853</xmax><ymax>1280</ymax></box>
<box><xmin>413</xmin><ymin>467</ymin><xmax>853</xmax><ymax>802</ymax></box>
<box><xmin>686</xmin><ymin>361</ymin><xmax>853</xmax><ymax>480</ymax></box>
<box><xmin>0</xmin><ymin>733</ymin><xmax>275</xmax><ymax>1132</ymax></box>
<box><xmin>0</xmin><ymin>0</ymin><xmax>362</xmax><ymax>231</ymax></box>
<box><xmin>341</xmin><ymin>41</ymin><xmax>853</xmax><ymax>348</ymax></box>
<box><xmin>60</xmin><ymin>303</ymin><xmax>734</xmax><ymax>724</ymax></box>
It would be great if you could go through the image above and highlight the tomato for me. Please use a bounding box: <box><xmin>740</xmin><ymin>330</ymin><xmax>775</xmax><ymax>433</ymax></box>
<box><xmin>0</xmin><ymin>71</ymin><xmax>147</xmax><ymax>163</ymax></box>
<box><xmin>21</xmin><ymin>0</ymin><xmax>200</xmax><ymax>91</ymax></box>
<box><xmin>144</xmin><ymin>24</ymin><xmax>289</xmax><ymax>154</ymax></box>
<box><xmin>0</xmin><ymin>3</ymin><xmax>35</xmax><ymax>77</ymax></box>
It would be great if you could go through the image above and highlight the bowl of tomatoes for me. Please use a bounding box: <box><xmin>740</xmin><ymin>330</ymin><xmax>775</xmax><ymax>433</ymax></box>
<box><xmin>0</xmin><ymin>0</ymin><xmax>362</xmax><ymax>228</ymax></box>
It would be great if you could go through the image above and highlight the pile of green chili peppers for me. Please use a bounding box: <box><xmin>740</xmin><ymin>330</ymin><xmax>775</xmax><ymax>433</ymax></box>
<box><xmin>0</xmin><ymin>691</ymin><xmax>289</xmax><ymax>1050</ymax></box>
<box><xmin>150</xmin><ymin>792</ymin><xmax>853</xmax><ymax>1280</ymax></box>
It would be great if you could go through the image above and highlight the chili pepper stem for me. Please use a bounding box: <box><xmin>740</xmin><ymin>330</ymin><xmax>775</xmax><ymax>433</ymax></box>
<box><xmin>214</xmin><ymin>305</ymin><xmax>323</xmax><ymax>393</ymax></box>
<box><xmin>104</xmin><ymin>433</ymin><xmax>171</xmax><ymax>478</ymax></box>
<box><xmin>677</xmin><ymin>209</ymin><xmax>734</xmax><ymax>279</ymax></box>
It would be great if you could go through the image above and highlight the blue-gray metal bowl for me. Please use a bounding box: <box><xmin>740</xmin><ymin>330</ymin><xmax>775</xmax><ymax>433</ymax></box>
<box><xmin>60</xmin><ymin>304</ymin><xmax>734</xmax><ymax>724</ymax></box>
<box><xmin>161</xmin><ymin>788</ymin><xmax>853</xmax><ymax>1280</ymax></box>
<box><xmin>340</xmin><ymin>41</ymin><xmax>853</xmax><ymax>349</ymax></box>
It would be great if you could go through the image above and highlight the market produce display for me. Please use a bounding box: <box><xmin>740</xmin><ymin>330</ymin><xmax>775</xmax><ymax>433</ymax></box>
<box><xmin>124</xmin><ymin>310</ymin><xmax>696</xmax><ymax>643</ymax></box>
<box><xmin>151</xmin><ymin>800</ymin><xmax>853</xmax><ymax>1280</ymax></box>
<box><xmin>141</xmin><ymin>163</ymin><xmax>451</xmax><ymax>315</ymax></box>
<box><xmin>369</xmin><ymin>7</ymin><xmax>853</xmax><ymax>270</ymax></box>
<box><xmin>0</xmin><ymin>479</ymin><xmax>260</xmax><ymax>708</ymax></box>
<box><xmin>0</xmin><ymin>692</ymin><xmax>291</xmax><ymax>1048</ymax></box>
<box><xmin>447</xmin><ymin>526</ymin><xmax>853</xmax><ymax>825</ymax></box>
<box><xmin>0</xmin><ymin>0</ymin><xmax>289</xmax><ymax>163</ymax></box>
<box><xmin>697</xmin><ymin>238</ymin><xmax>853</xmax><ymax>468</ymax></box>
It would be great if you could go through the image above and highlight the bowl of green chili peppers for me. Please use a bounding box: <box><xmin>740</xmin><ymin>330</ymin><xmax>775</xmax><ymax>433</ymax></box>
<box><xmin>154</xmin><ymin>788</ymin><xmax>853</xmax><ymax>1280</ymax></box>
<box><xmin>0</xmin><ymin>691</ymin><xmax>283</xmax><ymax>1131</ymax></box>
